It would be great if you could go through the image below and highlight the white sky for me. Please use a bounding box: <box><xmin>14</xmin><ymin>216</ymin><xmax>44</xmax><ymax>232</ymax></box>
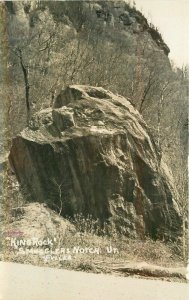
<box><xmin>133</xmin><ymin>0</ymin><xmax>189</xmax><ymax>67</ymax></box>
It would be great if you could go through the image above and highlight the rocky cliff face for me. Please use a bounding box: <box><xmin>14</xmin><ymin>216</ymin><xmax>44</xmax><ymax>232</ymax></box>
<box><xmin>4</xmin><ymin>1</ymin><xmax>170</xmax><ymax>56</ymax></box>
<box><xmin>45</xmin><ymin>0</ymin><xmax>170</xmax><ymax>55</ymax></box>
<box><xmin>9</xmin><ymin>85</ymin><xmax>181</xmax><ymax>239</ymax></box>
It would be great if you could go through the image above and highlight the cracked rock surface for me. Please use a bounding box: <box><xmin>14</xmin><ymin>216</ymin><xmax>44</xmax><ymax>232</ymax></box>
<box><xmin>9</xmin><ymin>85</ymin><xmax>181</xmax><ymax>238</ymax></box>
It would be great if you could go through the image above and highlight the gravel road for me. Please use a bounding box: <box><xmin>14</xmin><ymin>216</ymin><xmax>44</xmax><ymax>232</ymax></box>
<box><xmin>0</xmin><ymin>262</ymin><xmax>188</xmax><ymax>300</ymax></box>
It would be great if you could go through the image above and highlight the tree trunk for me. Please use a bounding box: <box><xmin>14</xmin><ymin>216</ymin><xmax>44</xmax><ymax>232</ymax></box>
<box><xmin>18</xmin><ymin>49</ymin><xmax>30</xmax><ymax>123</ymax></box>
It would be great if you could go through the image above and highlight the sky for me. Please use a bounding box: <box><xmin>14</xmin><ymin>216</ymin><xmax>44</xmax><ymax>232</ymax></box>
<box><xmin>133</xmin><ymin>0</ymin><xmax>189</xmax><ymax>67</ymax></box>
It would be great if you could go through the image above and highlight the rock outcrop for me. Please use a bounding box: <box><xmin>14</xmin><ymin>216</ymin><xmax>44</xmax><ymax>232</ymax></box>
<box><xmin>9</xmin><ymin>85</ymin><xmax>181</xmax><ymax>238</ymax></box>
<box><xmin>1</xmin><ymin>202</ymin><xmax>75</xmax><ymax>240</ymax></box>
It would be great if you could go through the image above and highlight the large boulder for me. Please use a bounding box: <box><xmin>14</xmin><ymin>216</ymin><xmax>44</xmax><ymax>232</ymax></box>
<box><xmin>9</xmin><ymin>85</ymin><xmax>181</xmax><ymax>239</ymax></box>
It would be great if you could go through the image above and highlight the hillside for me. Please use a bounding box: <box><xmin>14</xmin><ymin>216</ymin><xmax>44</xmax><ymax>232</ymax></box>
<box><xmin>0</xmin><ymin>0</ymin><xmax>188</xmax><ymax>262</ymax></box>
